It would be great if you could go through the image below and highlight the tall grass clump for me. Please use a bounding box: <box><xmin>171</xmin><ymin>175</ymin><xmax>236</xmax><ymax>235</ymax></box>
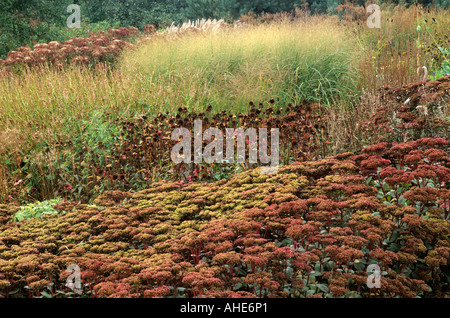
<box><xmin>354</xmin><ymin>4</ymin><xmax>450</xmax><ymax>91</ymax></box>
<box><xmin>120</xmin><ymin>16</ymin><xmax>361</xmax><ymax>111</ymax></box>
<box><xmin>0</xmin><ymin>64</ymin><xmax>158</xmax><ymax>145</ymax></box>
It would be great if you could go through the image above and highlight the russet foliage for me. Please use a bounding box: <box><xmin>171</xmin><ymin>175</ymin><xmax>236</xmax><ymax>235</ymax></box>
<box><xmin>0</xmin><ymin>137</ymin><xmax>448</xmax><ymax>298</ymax></box>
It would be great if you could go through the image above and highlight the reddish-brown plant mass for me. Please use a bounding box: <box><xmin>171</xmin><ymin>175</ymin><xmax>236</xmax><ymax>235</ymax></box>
<box><xmin>0</xmin><ymin>138</ymin><xmax>448</xmax><ymax>298</ymax></box>
<box><xmin>0</xmin><ymin>27</ymin><xmax>142</xmax><ymax>72</ymax></box>
<box><xmin>6</xmin><ymin>100</ymin><xmax>330</xmax><ymax>203</ymax></box>
<box><xmin>362</xmin><ymin>75</ymin><xmax>450</xmax><ymax>145</ymax></box>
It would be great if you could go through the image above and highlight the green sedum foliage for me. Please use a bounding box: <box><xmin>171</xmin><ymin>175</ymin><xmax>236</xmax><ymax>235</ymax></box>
<box><xmin>13</xmin><ymin>198</ymin><xmax>62</xmax><ymax>222</ymax></box>
<box><xmin>0</xmin><ymin>138</ymin><xmax>448</xmax><ymax>298</ymax></box>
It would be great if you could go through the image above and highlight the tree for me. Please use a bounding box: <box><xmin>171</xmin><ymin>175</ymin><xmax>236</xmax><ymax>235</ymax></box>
<box><xmin>183</xmin><ymin>0</ymin><xmax>307</xmax><ymax>21</ymax></box>
<box><xmin>0</xmin><ymin>0</ymin><xmax>73</xmax><ymax>57</ymax></box>
<box><xmin>79</xmin><ymin>0</ymin><xmax>187</xmax><ymax>28</ymax></box>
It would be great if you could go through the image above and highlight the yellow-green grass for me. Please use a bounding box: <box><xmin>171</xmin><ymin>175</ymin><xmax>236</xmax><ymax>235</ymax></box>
<box><xmin>119</xmin><ymin>16</ymin><xmax>361</xmax><ymax>113</ymax></box>
<box><xmin>0</xmin><ymin>64</ymin><xmax>158</xmax><ymax>147</ymax></box>
<box><xmin>354</xmin><ymin>4</ymin><xmax>450</xmax><ymax>90</ymax></box>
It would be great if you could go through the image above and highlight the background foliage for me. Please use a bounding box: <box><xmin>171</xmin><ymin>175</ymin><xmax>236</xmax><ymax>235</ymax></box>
<box><xmin>1</xmin><ymin>0</ymin><xmax>449</xmax><ymax>58</ymax></box>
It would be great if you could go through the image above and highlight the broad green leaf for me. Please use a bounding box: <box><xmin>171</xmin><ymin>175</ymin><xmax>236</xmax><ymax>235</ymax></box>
<box><xmin>316</xmin><ymin>284</ymin><xmax>329</xmax><ymax>293</ymax></box>
<box><xmin>41</xmin><ymin>291</ymin><xmax>52</xmax><ymax>298</ymax></box>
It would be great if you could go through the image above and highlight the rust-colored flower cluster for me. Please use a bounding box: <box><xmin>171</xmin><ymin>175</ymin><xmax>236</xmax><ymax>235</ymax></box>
<box><xmin>0</xmin><ymin>27</ymin><xmax>141</xmax><ymax>71</ymax></box>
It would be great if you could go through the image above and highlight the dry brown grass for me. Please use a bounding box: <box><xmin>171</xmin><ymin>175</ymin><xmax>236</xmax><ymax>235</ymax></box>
<box><xmin>325</xmin><ymin>91</ymin><xmax>382</xmax><ymax>155</ymax></box>
<box><xmin>354</xmin><ymin>4</ymin><xmax>450</xmax><ymax>92</ymax></box>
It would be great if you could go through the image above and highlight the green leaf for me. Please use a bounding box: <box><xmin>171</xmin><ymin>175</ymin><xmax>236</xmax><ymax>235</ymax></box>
<box><xmin>398</xmin><ymin>196</ymin><xmax>407</xmax><ymax>205</ymax></box>
<box><xmin>354</xmin><ymin>260</ymin><xmax>366</xmax><ymax>271</ymax></box>
<box><xmin>8</xmin><ymin>289</ymin><xmax>20</xmax><ymax>295</ymax></box>
<box><xmin>279</xmin><ymin>238</ymin><xmax>292</xmax><ymax>247</ymax></box>
<box><xmin>442</xmin><ymin>267</ymin><xmax>450</xmax><ymax>284</ymax></box>
<box><xmin>388</xmin><ymin>242</ymin><xmax>401</xmax><ymax>252</ymax></box>
<box><xmin>308</xmin><ymin>271</ymin><xmax>322</xmax><ymax>277</ymax></box>
<box><xmin>314</xmin><ymin>263</ymin><xmax>321</xmax><ymax>272</ymax></box>
<box><xmin>316</xmin><ymin>284</ymin><xmax>329</xmax><ymax>293</ymax></box>
<box><xmin>286</xmin><ymin>265</ymin><xmax>294</xmax><ymax>276</ymax></box>
<box><xmin>41</xmin><ymin>291</ymin><xmax>52</xmax><ymax>298</ymax></box>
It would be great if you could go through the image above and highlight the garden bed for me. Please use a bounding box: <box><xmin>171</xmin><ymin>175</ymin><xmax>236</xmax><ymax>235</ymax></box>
<box><xmin>0</xmin><ymin>137</ymin><xmax>448</xmax><ymax>298</ymax></box>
